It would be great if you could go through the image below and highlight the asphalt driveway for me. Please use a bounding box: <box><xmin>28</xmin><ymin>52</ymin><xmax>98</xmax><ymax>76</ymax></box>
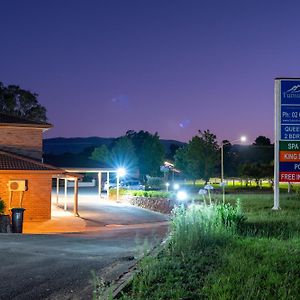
<box><xmin>1</xmin><ymin>188</ymin><xmax>170</xmax><ymax>299</ymax></box>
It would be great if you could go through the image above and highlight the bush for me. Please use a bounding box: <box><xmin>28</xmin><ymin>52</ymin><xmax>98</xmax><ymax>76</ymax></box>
<box><xmin>107</xmin><ymin>188</ymin><xmax>127</xmax><ymax>198</ymax></box>
<box><xmin>145</xmin><ymin>176</ymin><xmax>164</xmax><ymax>190</ymax></box>
<box><xmin>216</xmin><ymin>200</ymin><xmax>247</xmax><ymax>229</ymax></box>
<box><xmin>0</xmin><ymin>199</ymin><xmax>5</xmax><ymax>214</ymax></box>
<box><xmin>130</xmin><ymin>190</ymin><xmax>170</xmax><ymax>198</ymax></box>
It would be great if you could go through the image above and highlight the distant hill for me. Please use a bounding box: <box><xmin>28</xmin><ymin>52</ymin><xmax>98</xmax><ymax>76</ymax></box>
<box><xmin>43</xmin><ymin>137</ymin><xmax>186</xmax><ymax>155</ymax></box>
<box><xmin>43</xmin><ymin>137</ymin><xmax>186</xmax><ymax>168</ymax></box>
<box><xmin>43</xmin><ymin>137</ymin><xmax>114</xmax><ymax>154</ymax></box>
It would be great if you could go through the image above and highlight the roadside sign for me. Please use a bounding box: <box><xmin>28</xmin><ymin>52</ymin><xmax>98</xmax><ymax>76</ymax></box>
<box><xmin>281</xmin><ymin>106</ymin><xmax>300</xmax><ymax>124</ymax></box>
<box><xmin>279</xmin><ymin>162</ymin><xmax>300</xmax><ymax>172</ymax></box>
<box><xmin>281</xmin><ymin>80</ymin><xmax>300</xmax><ymax>105</ymax></box>
<box><xmin>279</xmin><ymin>151</ymin><xmax>300</xmax><ymax>162</ymax></box>
<box><xmin>281</xmin><ymin>125</ymin><xmax>300</xmax><ymax>140</ymax></box>
<box><xmin>279</xmin><ymin>141</ymin><xmax>300</xmax><ymax>150</ymax></box>
<box><xmin>279</xmin><ymin>172</ymin><xmax>300</xmax><ymax>182</ymax></box>
<box><xmin>274</xmin><ymin>78</ymin><xmax>300</xmax><ymax>209</ymax></box>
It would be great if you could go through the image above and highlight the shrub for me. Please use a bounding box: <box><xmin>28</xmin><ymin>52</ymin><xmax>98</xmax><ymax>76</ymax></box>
<box><xmin>170</xmin><ymin>201</ymin><xmax>246</xmax><ymax>254</ymax></box>
<box><xmin>107</xmin><ymin>188</ymin><xmax>127</xmax><ymax>198</ymax></box>
<box><xmin>0</xmin><ymin>199</ymin><xmax>5</xmax><ymax>214</ymax></box>
<box><xmin>216</xmin><ymin>199</ymin><xmax>247</xmax><ymax>228</ymax></box>
<box><xmin>129</xmin><ymin>190</ymin><xmax>171</xmax><ymax>198</ymax></box>
<box><xmin>145</xmin><ymin>176</ymin><xmax>164</xmax><ymax>190</ymax></box>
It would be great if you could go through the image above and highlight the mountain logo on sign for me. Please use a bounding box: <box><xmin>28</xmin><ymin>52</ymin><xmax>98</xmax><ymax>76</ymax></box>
<box><xmin>283</xmin><ymin>85</ymin><xmax>300</xmax><ymax>99</ymax></box>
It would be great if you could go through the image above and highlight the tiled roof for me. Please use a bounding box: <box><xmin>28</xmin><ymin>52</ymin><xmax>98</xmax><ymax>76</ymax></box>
<box><xmin>0</xmin><ymin>151</ymin><xmax>62</xmax><ymax>171</ymax></box>
<box><xmin>0</xmin><ymin>113</ymin><xmax>52</xmax><ymax>128</ymax></box>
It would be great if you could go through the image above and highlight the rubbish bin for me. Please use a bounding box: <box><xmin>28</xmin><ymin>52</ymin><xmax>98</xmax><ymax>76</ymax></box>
<box><xmin>11</xmin><ymin>208</ymin><xmax>25</xmax><ymax>233</ymax></box>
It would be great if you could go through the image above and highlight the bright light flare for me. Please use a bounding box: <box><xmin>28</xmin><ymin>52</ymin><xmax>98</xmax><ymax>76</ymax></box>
<box><xmin>176</xmin><ymin>190</ymin><xmax>188</xmax><ymax>201</ymax></box>
<box><xmin>240</xmin><ymin>136</ymin><xmax>247</xmax><ymax>142</ymax></box>
<box><xmin>117</xmin><ymin>168</ymin><xmax>126</xmax><ymax>177</ymax></box>
<box><xmin>173</xmin><ymin>183</ymin><xmax>180</xmax><ymax>190</ymax></box>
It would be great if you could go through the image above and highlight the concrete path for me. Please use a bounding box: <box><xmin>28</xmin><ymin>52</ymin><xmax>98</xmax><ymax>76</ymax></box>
<box><xmin>1</xmin><ymin>189</ymin><xmax>170</xmax><ymax>299</ymax></box>
<box><xmin>24</xmin><ymin>189</ymin><xmax>169</xmax><ymax>234</ymax></box>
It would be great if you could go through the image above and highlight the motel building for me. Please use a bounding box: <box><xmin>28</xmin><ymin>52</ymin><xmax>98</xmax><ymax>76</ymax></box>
<box><xmin>0</xmin><ymin>113</ymin><xmax>82</xmax><ymax>221</ymax></box>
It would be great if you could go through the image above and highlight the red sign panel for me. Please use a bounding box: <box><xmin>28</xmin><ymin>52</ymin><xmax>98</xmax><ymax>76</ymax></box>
<box><xmin>279</xmin><ymin>172</ymin><xmax>300</xmax><ymax>182</ymax></box>
<box><xmin>280</xmin><ymin>151</ymin><xmax>300</xmax><ymax>162</ymax></box>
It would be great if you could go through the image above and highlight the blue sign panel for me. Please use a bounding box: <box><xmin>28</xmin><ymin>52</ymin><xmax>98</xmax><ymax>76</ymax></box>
<box><xmin>281</xmin><ymin>106</ymin><xmax>300</xmax><ymax>124</ymax></box>
<box><xmin>281</xmin><ymin>81</ymin><xmax>300</xmax><ymax>105</ymax></box>
<box><xmin>279</xmin><ymin>162</ymin><xmax>300</xmax><ymax>172</ymax></box>
<box><xmin>281</xmin><ymin>125</ymin><xmax>300</xmax><ymax>140</ymax></box>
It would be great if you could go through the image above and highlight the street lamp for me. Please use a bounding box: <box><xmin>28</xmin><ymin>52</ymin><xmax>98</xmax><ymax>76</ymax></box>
<box><xmin>116</xmin><ymin>168</ymin><xmax>126</xmax><ymax>202</ymax></box>
<box><xmin>221</xmin><ymin>136</ymin><xmax>246</xmax><ymax>203</ymax></box>
<box><xmin>165</xmin><ymin>182</ymin><xmax>170</xmax><ymax>192</ymax></box>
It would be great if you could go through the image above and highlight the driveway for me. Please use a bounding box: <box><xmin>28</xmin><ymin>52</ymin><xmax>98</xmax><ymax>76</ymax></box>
<box><xmin>1</xmin><ymin>188</ymin><xmax>170</xmax><ymax>299</ymax></box>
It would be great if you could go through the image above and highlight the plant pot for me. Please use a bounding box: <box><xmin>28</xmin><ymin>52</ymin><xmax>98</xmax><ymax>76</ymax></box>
<box><xmin>0</xmin><ymin>215</ymin><xmax>11</xmax><ymax>233</ymax></box>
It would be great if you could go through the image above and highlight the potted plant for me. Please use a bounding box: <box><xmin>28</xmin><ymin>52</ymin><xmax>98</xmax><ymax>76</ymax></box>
<box><xmin>0</xmin><ymin>198</ymin><xmax>11</xmax><ymax>233</ymax></box>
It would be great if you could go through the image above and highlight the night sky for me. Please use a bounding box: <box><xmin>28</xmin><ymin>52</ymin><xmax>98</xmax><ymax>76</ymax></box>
<box><xmin>1</xmin><ymin>0</ymin><xmax>300</xmax><ymax>143</ymax></box>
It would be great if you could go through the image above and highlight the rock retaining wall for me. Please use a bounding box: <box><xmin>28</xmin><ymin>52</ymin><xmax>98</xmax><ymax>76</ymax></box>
<box><xmin>128</xmin><ymin>196</ymin><xmax>176</xmax><ymax>214</ymax></box>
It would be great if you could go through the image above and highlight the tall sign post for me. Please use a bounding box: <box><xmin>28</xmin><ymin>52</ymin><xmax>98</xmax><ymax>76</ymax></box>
<box><xmin>274</xmin><ymin>78</ymin><xmax>300</xmax><ymax>209</ymax></box>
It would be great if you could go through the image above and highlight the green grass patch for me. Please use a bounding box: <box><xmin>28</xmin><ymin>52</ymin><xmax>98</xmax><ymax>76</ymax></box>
<box><xmin>203</xmin><ymin>237</ymin><xmax>300</xmax><ymax>300</ymax></box>
<box><xmin>112</xmin><ymin>193</ymin><xmax>300</xmax><ymax>299</ymax></box>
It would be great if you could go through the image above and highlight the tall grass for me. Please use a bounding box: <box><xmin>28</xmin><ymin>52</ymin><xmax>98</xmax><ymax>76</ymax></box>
<box><xmin>117</xmin><ymin>194</ymin><xmax>300</xmax><ymax>299</ymax></box>
<box><xmin>118</xmin><ymin>202</ymin><xmax>245</xmax><ymax>299</ymax></box>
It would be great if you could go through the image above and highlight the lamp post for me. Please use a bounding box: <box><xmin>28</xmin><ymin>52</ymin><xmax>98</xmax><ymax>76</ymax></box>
<box><xmin>116</xmin><ymin>168</ymin><xmax>126</xmax><ymax>202</ymax></box>
<box><xmin>221</xmin><ymin>136</ymin><xmax>246</xmax><ymax>204</ymax></box>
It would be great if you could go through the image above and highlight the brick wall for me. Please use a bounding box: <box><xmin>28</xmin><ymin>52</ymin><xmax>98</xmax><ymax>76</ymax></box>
<box><xmin>0</xmin><ymin>172</ymin><xmax>52</xmax><ymax>221</ymax></box>
<box><xmin>0</xmin><ymin>127</ymin><xmax>43</xmax><ymax>160</ymax></box>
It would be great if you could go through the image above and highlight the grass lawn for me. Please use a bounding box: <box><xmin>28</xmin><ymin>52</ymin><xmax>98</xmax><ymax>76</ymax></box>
<box><xmin>111</xmin><ymin>193</ymin><xmax>300</xmax><ymax>300</ymax></box>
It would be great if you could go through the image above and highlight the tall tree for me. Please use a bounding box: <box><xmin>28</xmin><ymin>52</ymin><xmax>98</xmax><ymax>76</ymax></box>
<box><xmin>110</xmin><ymin>136</ymin><xmax>138</xmax><ymax>171</ymax></box>
<box><xmin>253</xmin><ymin>135</ymin><xmax>271</xmax><ymax>146</ymax></box>
<box><xmin>0</xmin><ymin>82</ymin><xmax>47</xmax><ymax>122</ymax></box>
<box><xmin>89</xmin><ymin>145</ymin><xmax>110</xmax><ymax>163</ymax></box>
<box><xmin>90</xmin><ymin>137</ymin><xmax>137</xmax><ymax>171</ymax></box>
<box><xmin>221</xmin><ymin>140</ymin><xmax>239</xmax><ymax>178</ymax></box>
<box><xmin>125</xmin><ymin>130</ymin><xmax>165</xmax><ymax>178</ymax></box>
<box><xmin>175</xmin><ymin>129</ymin><xmax>219</xmax><ymax>183</ymax></box>
<box><xmin>90</xmin><ymin>132</ymin><xmax>163</xmax><ymax>179</ymax></box>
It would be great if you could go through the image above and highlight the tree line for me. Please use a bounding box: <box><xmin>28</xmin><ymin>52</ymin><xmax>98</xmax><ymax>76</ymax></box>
<box><xmin>1</xmin><ymin>81</ymin><xmax>274</xmax><ymax>183</ymax></box>
<box><xmin>89</xmin><ymin>129</ymin><xmax>274</xmax><ymax>184</ymax></box>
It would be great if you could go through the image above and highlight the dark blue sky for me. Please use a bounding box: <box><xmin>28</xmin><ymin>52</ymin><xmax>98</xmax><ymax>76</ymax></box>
<box><xmin>1</xmin><ymin>0</ymin><xmax>300</xmax><ymax>143</ymax></box>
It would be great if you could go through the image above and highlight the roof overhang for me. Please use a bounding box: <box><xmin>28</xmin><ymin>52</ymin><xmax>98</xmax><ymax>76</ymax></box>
<box><xmin>0</xmin><ymin>123</ymin><xmax>52</xmax><ymax>130</ymax></box>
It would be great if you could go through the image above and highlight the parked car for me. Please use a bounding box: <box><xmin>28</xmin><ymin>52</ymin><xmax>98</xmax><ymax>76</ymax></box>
<box><xmin>121</xmin><ymin>180</ymin><xmax>145</xmax><ymax>190</ymax></box>
<box><xmin>102</xmin><ymin>181</ymin><xmax>117</xmax><ymax>191</ymax></box>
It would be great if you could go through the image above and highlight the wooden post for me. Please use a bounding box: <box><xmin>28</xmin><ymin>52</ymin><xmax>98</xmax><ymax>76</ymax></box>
<box><xmin>56</xmin><ymin>178</ymin><xmax>59</xmax><ymax>206</ymax></box>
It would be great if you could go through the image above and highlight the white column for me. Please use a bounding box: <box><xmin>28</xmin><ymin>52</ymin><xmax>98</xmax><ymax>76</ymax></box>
<box><xmin>273</xmin><ymin>79</ymin><xmax>280</xmax><ymax>210</ymax></box>
<box><xmin>107</xmin><ymin>172</ymin><xmax>110</xmax><ymax>200</ymax></box>
<box><xmin>116</xmin><ymin>173</ymin><xmax>120</xmax><ymax>202</ymax></box>
<box><xmin>64</xmin><ymin>178</ymin><xmax>68</xmax><ymax>211</ymax></box>
<box><xmin>98</xmin><ymin>172</ymin><xmax>102</xmax><ymax>199</ymax></box>
<box><xmin>56</xmin><ymin>178</ymin><xmax>59</xmax><ymax>206</ymax></box>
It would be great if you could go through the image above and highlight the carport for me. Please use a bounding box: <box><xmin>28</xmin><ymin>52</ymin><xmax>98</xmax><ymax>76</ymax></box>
<box><xmin>53</xmin><ymin>172</ymin><xmax>83</xmax><ymax>216</ymax></box>
<box><xmin>54</xmin><ymin>168</ymin><xmax>123</xmax><ymax>215</ymax></box>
